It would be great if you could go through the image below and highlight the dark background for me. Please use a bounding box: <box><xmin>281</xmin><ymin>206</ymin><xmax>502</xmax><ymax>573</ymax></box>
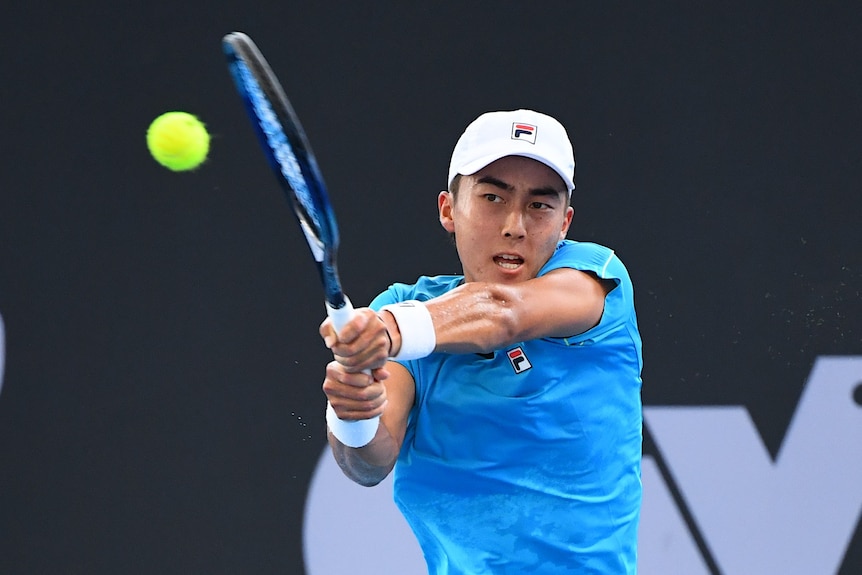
<box><xmin>1</xmin><ymin>1</ymin><xmax>860</xmax><ymax>573</ymax></box>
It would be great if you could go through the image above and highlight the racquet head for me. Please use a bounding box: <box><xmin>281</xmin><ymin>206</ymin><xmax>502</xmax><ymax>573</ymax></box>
<box><xmin>222</xmin><ymin>31</ymin><xmax>346</xmax><ymax>310</ymax></box>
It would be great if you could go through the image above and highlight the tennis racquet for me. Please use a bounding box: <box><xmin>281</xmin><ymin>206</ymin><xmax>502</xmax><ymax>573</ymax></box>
<box><xmin>223</xmin><ymin>31</ymin><xmax>378</xmax><ymax>447</ymax></box>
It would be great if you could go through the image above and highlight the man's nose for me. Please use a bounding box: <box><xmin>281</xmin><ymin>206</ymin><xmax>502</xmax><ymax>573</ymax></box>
<box><xmin>502</xmin><ymin>208</ymin><xmax>526</xmax><ymax>238</ymax></box>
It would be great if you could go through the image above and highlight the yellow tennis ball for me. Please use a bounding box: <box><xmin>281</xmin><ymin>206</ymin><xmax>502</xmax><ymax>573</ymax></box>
<box><xmin>146</xmin><ymin>111</ymin><xmax>210</xmax><ymax>171</ymax></box>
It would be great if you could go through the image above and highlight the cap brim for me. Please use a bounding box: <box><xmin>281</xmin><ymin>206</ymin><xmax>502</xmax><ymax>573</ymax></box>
<box><xmin>452</xmin><ymin>152</ymin><xmax>575</xmax><ymax>192</ymax></box>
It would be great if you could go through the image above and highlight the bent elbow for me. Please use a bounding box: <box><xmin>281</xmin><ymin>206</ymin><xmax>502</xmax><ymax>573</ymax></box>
<box><xmin>331</xmin><ymin>444</ymin><xmax>395</xmax><ymax>487</ymax></box>
<box><xmin>355</xmin><ymin>474</ymin><xmax>386</xmax><ymax>488</ymax></box>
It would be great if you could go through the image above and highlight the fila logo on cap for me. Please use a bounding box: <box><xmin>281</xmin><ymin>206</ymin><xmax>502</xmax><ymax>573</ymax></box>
<box><xmin>511</xmin><ymin>123</ymin><xmax>537</xmax><ymax>144</ymax></box>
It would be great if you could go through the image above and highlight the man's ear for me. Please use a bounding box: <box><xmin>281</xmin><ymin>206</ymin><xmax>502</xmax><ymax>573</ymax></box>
<box><xmin>560</xmin><ymin>205</ymin><xmax>575</xmax><ymax>240</ymax></box>
<box><xmin>439</xmin><ymin>190</ymin><xmax>455</xmax><ymax>233</ymax></box>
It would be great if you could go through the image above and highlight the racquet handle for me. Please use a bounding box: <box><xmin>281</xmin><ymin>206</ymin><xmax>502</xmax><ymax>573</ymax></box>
<box><xmin>325</xmin><ymin>296</ymin><xmax>360</xmax><ymax>333</ymax></box>
<box><xmin>325</xmin><ymin>297</ymin><xmax>381</xmax><ymax>447</ymax></box>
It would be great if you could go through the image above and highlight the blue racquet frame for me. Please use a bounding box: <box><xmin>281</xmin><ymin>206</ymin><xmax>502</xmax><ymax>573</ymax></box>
<box><xmin>223</xmin><ymin>31</ymin><xmax>346</xmax><ymax>311</ymax></box>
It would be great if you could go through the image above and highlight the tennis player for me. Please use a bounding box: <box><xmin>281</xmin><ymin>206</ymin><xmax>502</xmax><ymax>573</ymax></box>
<box><xmin>320</xmin><ymin>109</ymin><xmax>643</xmax><ymax>574</ymax></box>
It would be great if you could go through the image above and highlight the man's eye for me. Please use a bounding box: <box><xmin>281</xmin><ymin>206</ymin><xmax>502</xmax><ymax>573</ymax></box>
<box><xmin>483</xmin><ymin>194</ymin><xmax>501</xmax><ymax>202</ymax></box>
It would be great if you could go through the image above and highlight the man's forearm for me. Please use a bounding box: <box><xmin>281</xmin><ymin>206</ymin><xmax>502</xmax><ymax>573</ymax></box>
<box><xmin>327</xmin><ymin>422</ymin><xmax>401</xmax><ymax>487</ymax></box>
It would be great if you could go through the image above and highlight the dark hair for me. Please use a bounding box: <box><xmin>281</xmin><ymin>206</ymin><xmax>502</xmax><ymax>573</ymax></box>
<box><xmin>449</xmin><ymin>174</ymin><xmax>462</xmax><ymax>195</ymax></box>
<box><xmin>446</xmin><ymin>175</ymin><xmax>461</xmax><ymax>244</ymax></box>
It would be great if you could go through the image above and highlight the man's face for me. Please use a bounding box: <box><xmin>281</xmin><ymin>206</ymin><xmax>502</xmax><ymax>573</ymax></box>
<box><xmin>439</xmin><ymin>155</ymin><xmax>574</xmax><ymax>284</ymax></box>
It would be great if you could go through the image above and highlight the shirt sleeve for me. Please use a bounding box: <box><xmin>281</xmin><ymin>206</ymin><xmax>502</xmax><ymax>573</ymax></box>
<box><xmin>539</xmin><ymin>241</ymin><xmax>638</xmax><ymax>346</ymax></box>
<box><xmin>369</xmin><ymin>287</ymin><xmax>402</xmax><ymax>311</ymax></box>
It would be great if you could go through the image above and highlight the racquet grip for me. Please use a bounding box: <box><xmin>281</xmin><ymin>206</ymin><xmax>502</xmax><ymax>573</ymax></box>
<box><xmin>326</xmin><ymin>296</ymin><xmax>357</xmax><ymax>333</ymax></box>
<box><xmin>325</xmin><ymin>298</ymin><xmax>381</xmax><ymax>447</ymax></box>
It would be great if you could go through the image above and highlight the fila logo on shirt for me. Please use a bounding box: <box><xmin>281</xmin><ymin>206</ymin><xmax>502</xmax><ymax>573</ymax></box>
<box><xmin>511</xmin><ymin>123</ymin><xmax>537</xmax><ymax>144</ymax></box>
<box><xmin>640</xmin><ymin>356</ymin><xmax>862</xmax><ymax>575</ymax></box>
<box><xmin>507</xmin><ymin>346</ymin><xmax>532</xmax><ymax>373</ymax></box>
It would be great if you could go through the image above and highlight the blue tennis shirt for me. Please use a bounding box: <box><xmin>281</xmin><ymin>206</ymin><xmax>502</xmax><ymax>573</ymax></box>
<box><xmin>370</xmin><ymin>240</ymin><xmax>643</xmax><ymax>574</ymax></box>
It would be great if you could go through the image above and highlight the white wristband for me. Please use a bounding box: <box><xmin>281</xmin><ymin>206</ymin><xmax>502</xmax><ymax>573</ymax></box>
<box><xmin>380</xmin><ymin>300</ymin><xmax>436</xmax><ymax>360</ymax></box>
<box><xmin>326</xmin><ymin>402</ymin><xmax>380</xmax><ymax>448</ymax></box>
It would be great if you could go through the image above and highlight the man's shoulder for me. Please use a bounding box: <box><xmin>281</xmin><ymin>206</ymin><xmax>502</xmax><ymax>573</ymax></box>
<box><xmin>554</xmin><ymin>239</ymin><xmax>615</xmax><ymax>259</ymax></box>
<box><xmin>544</xmin><ymin>240</ymin><xmax>619</xmax><ymax>276</ymax></box>
<box><xmin>370</xmin><ymin>275</ymin><xmax>463</xmax><ymax>309</ymax></box>
<box><xmin>397</xmin><ymin>274</ymin><xmax>463</xmax><ymax>298</ymax></box>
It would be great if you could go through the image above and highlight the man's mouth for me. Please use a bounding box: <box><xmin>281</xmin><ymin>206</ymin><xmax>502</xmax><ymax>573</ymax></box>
<box><xmin>494</xmin><ymin>254</ymin><xmax>524</xmax><ymax>270</ymax></box>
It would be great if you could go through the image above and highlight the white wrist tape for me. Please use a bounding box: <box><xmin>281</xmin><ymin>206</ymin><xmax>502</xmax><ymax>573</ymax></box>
<box><xmin>325</xmin><ymin>402</ymin><xmax>380</xmax><ymax>448</ymax></box>
<box><xmin>380</xmin><ymin>300</ymin><xmax>436</xmax><ymax>360</ymax></box>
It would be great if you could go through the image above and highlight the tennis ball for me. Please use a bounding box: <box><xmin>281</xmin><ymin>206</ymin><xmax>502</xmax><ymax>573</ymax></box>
<box><xmin>146</xmin><ymin>111</ymin><xmax>210</xmax><ymax>171</ymax></box>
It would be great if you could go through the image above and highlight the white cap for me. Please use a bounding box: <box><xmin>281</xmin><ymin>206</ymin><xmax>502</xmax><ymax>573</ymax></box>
<box><xmin>447</xmin><ymin>109</ymin><xmax>575</xmax><ymax>192</ymax></box>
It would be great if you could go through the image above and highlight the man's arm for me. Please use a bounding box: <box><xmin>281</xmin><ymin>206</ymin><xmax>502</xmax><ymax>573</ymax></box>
<box><xmin>383</xmin><ymin>268</ymin><xmax>612</xmax><ymax>356</ymax></box>
<box><xmin>320</xmin><ymin>309</ymin><xmax>414</xmax><ymax>486</ymax></box>
<box><xmin>324</xmin><ymin>361</ymin><xmax>414</xmax><ymax>486</ymax></box>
